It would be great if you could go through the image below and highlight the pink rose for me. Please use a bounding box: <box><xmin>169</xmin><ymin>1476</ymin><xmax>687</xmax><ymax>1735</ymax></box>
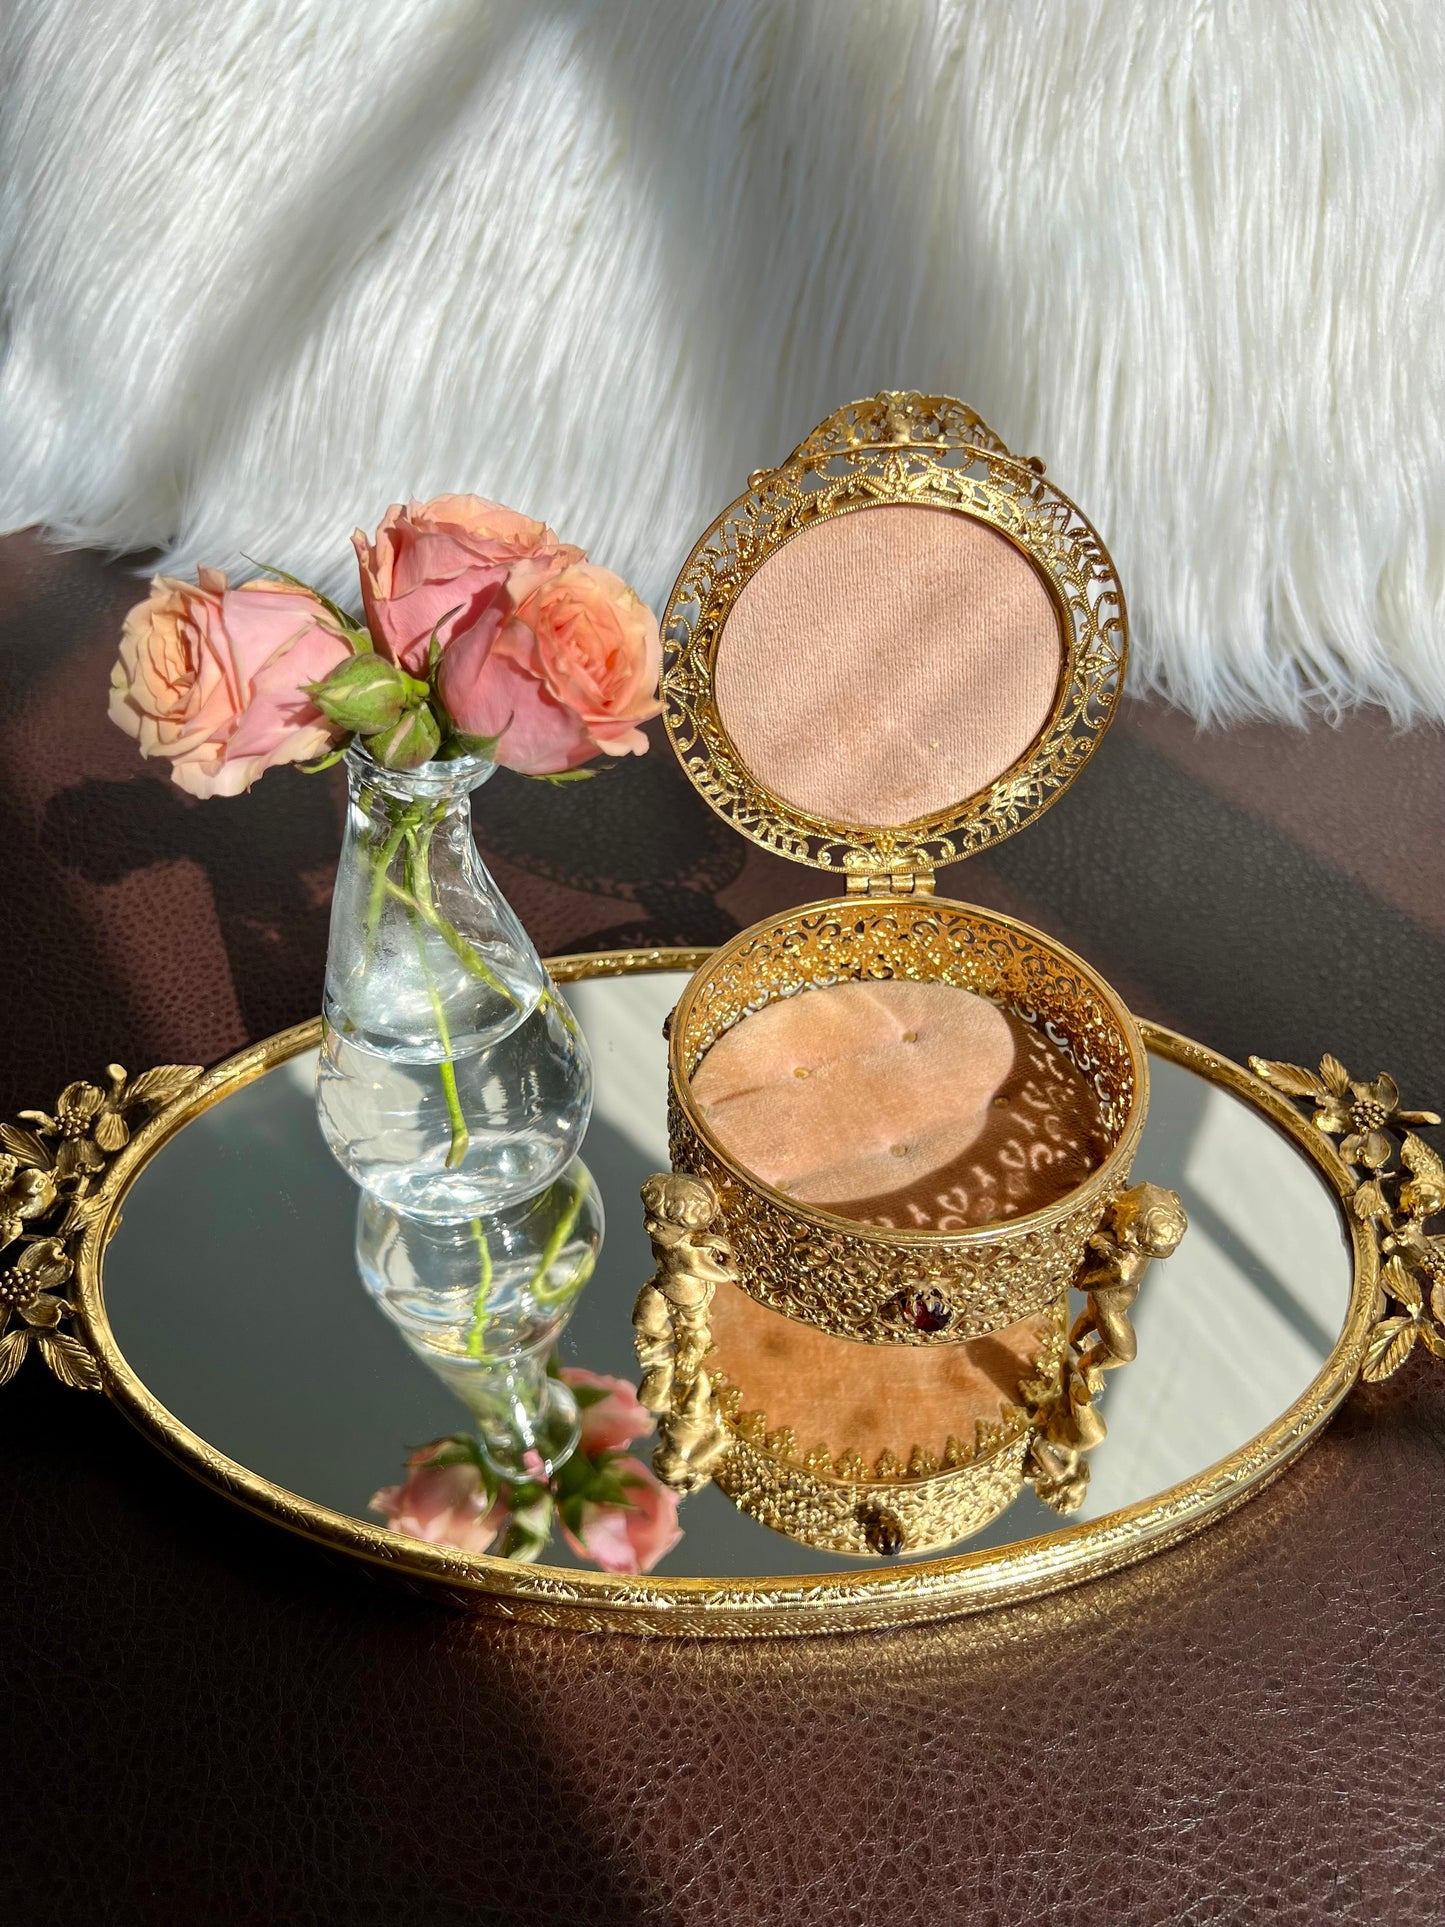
<box><xmin>370</xmin><ymin>1449</ymin><xmax>508</xmax><ymax>1555</ymax></box>
<box><xmin>108</xmin><ymin>570</ymin><xmax>351</xmax><ymax>798</ymax></box>
<box><xmin>560</xmin><ymin>1455</ymin><xmax>682</xmax><ymax>1575</ymax></box>
<box><xmin>353</xmin><ymin>494</ymin><xmax>581</xmax><ymax>675</ymax></box>
<box><xmin>438</xmin><ymin>562</ymin><xmax>662</xmax><ymax>774</ymax></box>
<box><xmin>560</xmin><ymin>1366</ymin><xmax>655</xmax><ymax>1456</ymax></box>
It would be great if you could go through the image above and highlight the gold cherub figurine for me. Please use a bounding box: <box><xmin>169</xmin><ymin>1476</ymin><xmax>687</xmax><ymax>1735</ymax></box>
<box><xmin>1027</xmin><ymin>1181</ymin><xmax>1188</xmax><ymax>1513</ymax></box>
<box><xmin>1070</xmin><ymin>1182</ymin><xmax>1189</xmax><ymax>1388</ymax></box>
<box><xmin>633</xmin><ymin>1173</ymin><xmax>735</xmax><ymax>1493</ymax></box>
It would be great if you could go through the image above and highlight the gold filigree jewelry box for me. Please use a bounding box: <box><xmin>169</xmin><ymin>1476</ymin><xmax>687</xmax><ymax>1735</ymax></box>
<box><xmin>659</xmin><ymin>390</ymin><xmax>1151</xmax><ymax>1348</ymax></box>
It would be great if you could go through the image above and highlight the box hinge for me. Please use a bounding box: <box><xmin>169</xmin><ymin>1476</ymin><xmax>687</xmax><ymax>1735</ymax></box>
<box><xmin>845</xmin><ymin>872</ymin><xmax>936</xmax><ymax>898</ymax></box>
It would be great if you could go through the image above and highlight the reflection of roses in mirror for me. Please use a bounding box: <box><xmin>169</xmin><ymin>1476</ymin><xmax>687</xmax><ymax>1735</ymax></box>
<box><xmin>370</xmin><ymin>1365</ymin><xmax>682</xmax><ymax>1574</ymax></box>
<box><xmin>566</xmin><ymin>1366</ymin><xmax>655</xmax><ymax>1454</ymax></box>
<box><xmin>557</xmin><ymin>1454</ymin><xmax>684</xmax><ymax>1575</ymax></box>
<box><xmin>370</xmin><ymin>1448</ymin><xmax>510</xmax><ymax>1556</ymax></box>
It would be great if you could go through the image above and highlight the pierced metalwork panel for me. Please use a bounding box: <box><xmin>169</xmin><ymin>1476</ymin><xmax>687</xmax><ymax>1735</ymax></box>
<box><xmin>781</xmin><ymin>389</ymin><xmax>1015</xmax><ymax>467</ymax></box>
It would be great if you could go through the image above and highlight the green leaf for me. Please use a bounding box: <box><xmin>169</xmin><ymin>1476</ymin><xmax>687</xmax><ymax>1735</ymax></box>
<box><xmin>239</xmin><ymin>554</ymin><xmax>366</xmax><ymax>641</ymax></box>
<box><xmin>572</xmin><ymin>1466</ymin><xmax>636</xmax><ymax>1510</ymax></box>
<box><xmin>505</xmin><ymin>1480</ymin><xmax>550</xmax><ymax>1509</ymax></box>
<box><xmin>425</xmin><ymin>606</ymin><xmax>463</xmax><ymax>677</ymax></box>
<box><xmin>569</xmin><ymin>1383</ymin><xmax>611</xmax><ymax>1411</ymax></box>
<box><xmin>410</xmin><ymin>1433</ymin><xmax>494</xmax><ymax>1495</ymax></box>
<box><xmin>498</xmin><ymin>1490</ymin><xmax>555</xmax><ymax>1562</ymax></box>
<box><xmin>445</xmin><ymin>729</ymin><xmax>504</xmax><ymax>761</ymax></box>
<box><xmin>297</xmin><ymin>744</ymin><xmax>350</xmax><ymax>775</ymax></box>
<box><xmin>529</xmin><ymin>768</ymin><xmax>599</xmax><ymax>785</ymax></box>
<box><xmin>551</xmin><ymin>1452</ymin><xmax>594</xmax><ymax>1501</ymax></box>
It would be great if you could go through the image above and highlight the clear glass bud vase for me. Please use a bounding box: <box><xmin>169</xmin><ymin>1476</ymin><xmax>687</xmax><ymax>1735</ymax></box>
<box><xmin>354</xmin><ymin>1161</ymin><xmax>604</xmax><ymax>1479</ymax></box>
<box><xmin>316</xmin><ymin>746</ymin><xmax>592</xmax><ymax>1221</ymax></box>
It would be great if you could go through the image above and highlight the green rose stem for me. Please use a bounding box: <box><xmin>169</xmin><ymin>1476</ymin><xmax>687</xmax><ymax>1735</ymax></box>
<box><xmin>407</xmin><ymin>891</ymin><xmax>469</xmax><ymax>1169</ymax></box>
<box><xmin>464</xmin><ymin>1173</ymin><xmax>594</xmax><ymax>1363</ymax></box>
<box><xmin>465</xmin><ymin>1218</ymin><xmax>494</xmax><ymax>1359</ymax></box>
<box><xmin>355</xmin><ymin>784</ymin><xmax>527</xmax><ymax>1177</ymax></box>
<box><xmin>407</xmin><ymin>806</ymin><xmax>520</xmax><ymax>1007</ymax></box>
<box><xmin>362</xmin><ymin>816</ymin><xmax>408</xmax><ymax>968</ymax></box>
<box><xmin>359</xmin><ymin>789</ymin><xmax>521</xmax><ymax>1006</ymax></box>
<box><xmin>529</xmin><ymin>1173</ymin><xmax>594</xmax><ymax>1310</ymax></box>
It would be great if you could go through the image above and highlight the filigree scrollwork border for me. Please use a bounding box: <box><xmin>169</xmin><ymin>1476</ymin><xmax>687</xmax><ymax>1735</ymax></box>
<box><xmin>780</xmin><ymin>389</ymin><xmax>1016</xmax><ymax>468</ymax></box>
<box><xmin>659</xmin><ymin>406</ymin><xmax>1127</xmax><ymax>880</ymax></box>
<box><xmin>1250</xmin><ymin>1054</ymin><xmax>1443</xmax><ymax>1383</ymax></box>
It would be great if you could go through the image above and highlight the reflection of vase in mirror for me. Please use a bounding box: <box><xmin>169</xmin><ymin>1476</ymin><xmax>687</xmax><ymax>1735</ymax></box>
<box><xmin>355</xmin><ymin>1162</ymin><xmax>604</xmax><ymax>1478</ymax></box>
<box><xmin>315</xmin><ymin>745</ymin><xmax>592</xmax><ymax>1222</ymax></box>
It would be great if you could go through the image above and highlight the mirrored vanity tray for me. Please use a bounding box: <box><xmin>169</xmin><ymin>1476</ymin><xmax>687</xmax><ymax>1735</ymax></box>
<box><xmin>37</xmin><ymin>950</ymin><xmax>1396</xmax><ymax>1636</ymax></box>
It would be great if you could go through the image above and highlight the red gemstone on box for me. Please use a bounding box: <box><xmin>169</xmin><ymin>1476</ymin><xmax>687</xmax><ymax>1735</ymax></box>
<box><xmin>902</xmin><ymin>1288</ymin><xmax>952</xmax><ymax>1333</ymax></box>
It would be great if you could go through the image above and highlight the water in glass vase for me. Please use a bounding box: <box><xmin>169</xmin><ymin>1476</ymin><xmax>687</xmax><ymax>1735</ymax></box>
<box><xmin>315</xmin><ymin>746</ymin><xmax>592</xmax><ymax>1221</ymax></box>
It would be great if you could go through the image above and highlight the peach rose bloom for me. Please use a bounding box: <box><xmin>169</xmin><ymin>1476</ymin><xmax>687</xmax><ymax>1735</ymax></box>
<box><xmin>561</xmin><ymin>1366</ymin><xmax>655</xmax><ymax>1456</ymax></box>
<box><xmin>109</xmin><ymin>570</ymin><xmax>350</xmax><ymax>798</ymax></box>
<box><xmin>353</xmin><ymin>493</ymin><xmax>581</xmax><ymax>674</ymax></box>
<box><xmin>438</xmin><ymin>562</ymin><xmax>662</xmax><ymax>774</ymax></box>
<box><xmin>560</xmin><ymin>1456</ymin><xmax>682</xmax><ymax>1575</ymax></box>
<box><xmin>370</xmin><ymin>1452</ymin><xmax>508</xmax><ymax>1555</ymax></box>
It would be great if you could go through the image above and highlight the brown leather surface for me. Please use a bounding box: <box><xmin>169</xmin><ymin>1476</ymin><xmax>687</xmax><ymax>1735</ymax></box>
<box><xmin>4</xmin><ymin>528</ymin><xmax>1445</xmax><ymax>1925</ymax></box>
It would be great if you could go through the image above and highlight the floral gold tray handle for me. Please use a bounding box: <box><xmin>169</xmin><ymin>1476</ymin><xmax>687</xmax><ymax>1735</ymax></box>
<box><xmin>1248</xmin><ymin>1057</ymin><xmax>1444</xmax><ymax>1381</ymax></box>
<box><xmin>633</xmin><ymin>1170</ymin><xmax>1191</xmax><ymax>1555</ymax></box>
<box><xmin>0</xmin><ymin>1065</ymin><xmax>203</xmax><ymax>1392</ymax></box>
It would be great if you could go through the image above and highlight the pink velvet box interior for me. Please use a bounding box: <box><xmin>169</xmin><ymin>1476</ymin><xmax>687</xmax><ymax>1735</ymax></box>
<box><xmin>689</xmin><ymin>980</ymin><xmax>1108</xmax><ymax>1230</ymax></box>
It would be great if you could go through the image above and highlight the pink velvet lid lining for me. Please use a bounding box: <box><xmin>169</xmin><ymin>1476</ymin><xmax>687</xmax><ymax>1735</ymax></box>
<box><xmin>714</xmin><ymin>504</ymin><xmax>1063</xmax><ymax>827</ymax></box>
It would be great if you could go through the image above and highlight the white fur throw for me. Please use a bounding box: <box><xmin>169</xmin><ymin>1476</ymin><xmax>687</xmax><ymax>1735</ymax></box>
<box><xmin>2</xmin><ymin>0</ymin><xmax>1442</xmax><ymax>722</ymax></box>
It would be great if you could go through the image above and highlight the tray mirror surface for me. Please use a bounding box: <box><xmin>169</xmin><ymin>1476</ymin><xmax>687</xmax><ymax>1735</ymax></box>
<box><xmin>89</xmin><ymin>951</ymin><xmax>1366</xmax><ymax>1634</ymax></box>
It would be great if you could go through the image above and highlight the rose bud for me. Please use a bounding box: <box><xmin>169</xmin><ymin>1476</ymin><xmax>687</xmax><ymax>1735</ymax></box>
<box><xmin>367</xmin><ymin>702</ymin><xmax>442</xmax><ymax>770</ymax></box>
<box><xmin>307</xmin><ymin>653</ymin><xmax>418</xmax><ymax>733</ymax></box>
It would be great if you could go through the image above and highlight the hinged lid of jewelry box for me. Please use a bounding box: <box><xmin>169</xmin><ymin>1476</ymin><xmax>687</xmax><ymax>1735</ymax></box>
<box><xmin>659</xmin><ymin>391</ymin><xmax>1127</xmax><ymax>888</ymax></box>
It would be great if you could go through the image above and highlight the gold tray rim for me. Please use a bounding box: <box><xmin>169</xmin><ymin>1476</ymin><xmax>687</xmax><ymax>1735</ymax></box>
<box><xmin>74</xmin><ymin>946</ymin><xmax>1376</xmax><ymax>1638</ymax></box>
